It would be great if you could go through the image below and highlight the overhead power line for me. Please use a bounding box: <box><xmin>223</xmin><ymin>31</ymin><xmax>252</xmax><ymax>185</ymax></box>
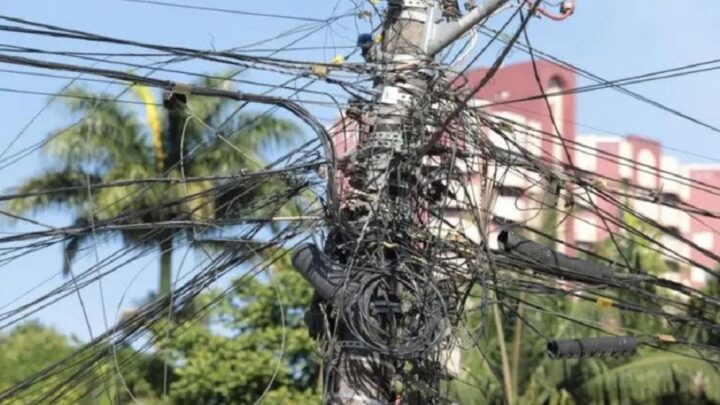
<box><xmin>2</xmin><ymin>2</ymin><xmax>720</xmax><ymax>404</ymax></box>
<box><xmin>120</xmin><ymin>0</ymin><xmax>330</xmax><ymax>23</ymax></box>
<box><xmin>480</xmin><ymin>27</ymin><xmax>720</xmax><ymax>135</ymax></box>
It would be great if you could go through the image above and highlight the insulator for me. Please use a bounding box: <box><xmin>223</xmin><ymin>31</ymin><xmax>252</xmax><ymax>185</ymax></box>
<box><xmin>547</xmin><ymin>336</ymin><xmax>638</xmax><ymax>359</ymax></box>
<box><xmin>497</xmin><ymin>230</ymin><xmax>613</xmax><ymax>284</ymax></box>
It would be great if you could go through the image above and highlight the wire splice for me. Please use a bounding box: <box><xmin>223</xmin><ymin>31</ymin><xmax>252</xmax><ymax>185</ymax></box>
<box><xmin>498</xmin><ymin>229</ymin><xmax>613</xmax><ymax>284</ymax></box>
<box><xmin>548</xmin><ymin>336</ymin><xmax>638</xmax><ymax>359</ymax></box>
<box><xmin>291</xmin><ymin>244</ymin><xmax>342</xmax><ymax>300</ymax></box>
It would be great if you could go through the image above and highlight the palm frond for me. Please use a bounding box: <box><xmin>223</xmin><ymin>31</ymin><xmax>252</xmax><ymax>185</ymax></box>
<box><xmin>61</xmin><ymin>216</ymin><xmax>109</xmax><ymax>277</ymax></box>
<box><xmin>5</xmin><ymin>168</ymin><xmax>98</xmax><ymax>216</ymax></box>
<box><xmin>229</xmin><ymin>114</ymin><xmax>299</xmax><ymax>150</ymax></box>
<box><xmin>45</xmin><ymin>87</ymin><xmax>152</xmax><ymax>171</ymax></box>
<box><xmin>580</xmin><ymin>351</ymin><xmax>720</xmax><ymax>404</ymax></box>
<box><xmin>90</xmin><ymin>164</ymin><xmax>161</xmax><ymax>221</ymax></box>
<box><xmin>193</xmin><ymin>115</ymin><xmax>300</xmax><ymax>175</ymax></box>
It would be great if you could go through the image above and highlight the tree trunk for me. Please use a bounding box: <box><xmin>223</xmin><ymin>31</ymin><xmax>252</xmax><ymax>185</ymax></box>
<box><xmin>493</xmin><ymin>301</ymin><xmax>514</xmax><ymax>405</ymax></box>
<box><xmin>159</xmin><ymin>237</ymin><xmax>173</xmax><ymax>296</ymax></box>
<box><xmin>540</xmin><ymin>178</ymin><xmax>560</xmax><ymax>249</ymax></box>
<box><xmin>510</xmin><ymin>297</ymin><xmax>526</xmax><ymax>400</ymax></box>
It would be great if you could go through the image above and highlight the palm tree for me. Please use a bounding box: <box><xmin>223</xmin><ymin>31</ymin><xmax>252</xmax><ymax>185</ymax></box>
<box><xmin>595</xmin><ymin>179</ymin><xmax>667</xmax><ymax>277</ymax></box>
<box><xmin>452</xmin><ymin>293</ymin><xmax>606</xmax><ymax>405</ymax></box>
<box><xmin>596</xmin><ymin>208</ymin><xmax>667</xmax><ymax>277</ymax></box>
<box><xmin>579</xmin><ymin>349</ymin><xmax>720</xmax><ymax>404</ymax></box>
<box><xmin>452</xmin><ymin>289</ymin><xmax>720</xmax><ymax>404</ymax></box>
<box><xmin>6</xmin><ymin>75</ymin><xmax>298</xmax><ymax>296</ymax></box>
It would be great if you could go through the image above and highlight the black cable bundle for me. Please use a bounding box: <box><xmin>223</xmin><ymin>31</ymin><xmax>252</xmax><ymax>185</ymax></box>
<box><xmin>498</xmin><ymin>229</ymin><xmax>613</xmax><ymax>284</ymax></box>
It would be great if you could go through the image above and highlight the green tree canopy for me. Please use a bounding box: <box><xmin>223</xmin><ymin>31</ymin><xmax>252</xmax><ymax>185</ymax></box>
<box><xmin>5</xmin><ymin>75</ymin><xmax>299</xmax><ymax>297</ymax></box>
<box><xmin>0</xmin><ymin>322</ymin><xmax>93</xmax><ymax>405</ymax></box>
<box><xmin>156</xmin><ymin>251</ymin><xmax>321</xmax><ymax>404</ymax></box>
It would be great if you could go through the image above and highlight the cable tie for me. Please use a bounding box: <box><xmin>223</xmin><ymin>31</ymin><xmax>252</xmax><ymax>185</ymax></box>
<box><xmin>332</xmin><ymin>54</ymin><xmax>346</xmax><ymax>66</ymax></box>
<box><xmin>592</xmin><ymin>179</ymin><xmax>607</xmax><ymax>190</ymax></box>
<box><xmin>311</xmin><ymin>64</ymin><xmax>329</xmax><ymax>77</ymax></box>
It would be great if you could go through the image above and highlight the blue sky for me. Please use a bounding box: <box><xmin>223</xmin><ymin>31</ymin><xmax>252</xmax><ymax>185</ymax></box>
<box><xmin>1</xmin><ymin>0</ymin><xmax>719</xmax><ymax>340</ymax></box>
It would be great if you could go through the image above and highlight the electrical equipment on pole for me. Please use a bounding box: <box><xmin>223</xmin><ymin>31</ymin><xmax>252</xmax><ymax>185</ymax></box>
<box><xmin>293</xmin><ymin>1</ymin><xmax>508</xmax><ymax>403</ymax></box>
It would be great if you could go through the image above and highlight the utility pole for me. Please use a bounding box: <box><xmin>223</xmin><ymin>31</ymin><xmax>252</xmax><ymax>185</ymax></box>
<box><xmin>293</xmin><ymin>1</ymin><xmax>508</xmax><ymax>403</ymax></box>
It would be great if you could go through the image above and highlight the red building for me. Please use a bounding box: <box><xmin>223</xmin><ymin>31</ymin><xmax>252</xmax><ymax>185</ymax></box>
<box><xmin>468</xmin><ymin>60</ymin><xmax>578</xmax><ymax>254</ymax></box>
<box><xmin>685</xmin><ymin>166</ymin><xmax>720</xmax><ymax>285</ymax></box>
<box><xmin>330</xmin><ymin>60</ymin><xmax>719</xmax><ymax>287</ymax></box>
<box><xmin>469</xmin><ymin>61</ymin><xmax>719</xmax><ymax>287</ymax></box>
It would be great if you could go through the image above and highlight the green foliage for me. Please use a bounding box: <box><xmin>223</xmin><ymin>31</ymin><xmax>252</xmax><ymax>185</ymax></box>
<box><xmin>0</xmin><ymin>256</ymin><xmax>320</xmax><ymax>405</ymax></box>
<box><xmin>0</xmin><ymin>322</ymin><xmax>75</xmax><ymax>387</ymax></box>
<box><xmin>453</xmin><ymin>269</ymin><xmax>720</xmax><ymax>404</ymax></box>
<box><xmin>452</xmin><ymin>290</ymin><xmax>720</xmax><ymax>405</ymax></box>
<box><xmin>687</xmin><ymin>276</ymin><xmax>720</xmax><ymax>346</ymax></box>
<box><xmin>0</xmin><ymin>322</ymin><xmax>181</xmax><ymax>405</ymax></box>
<box><xmin>451</xmin><ymin>198</ymin><xmax>720</xmax><ymax>405</ymax></box>
<box><xmin>0</xmin><ymin>322</ymin><xmax>93</xmax><ymax>405</ymax></box>
<box><xmin>1</xmin><ymin>73</ymin><xmax>319</xmax><ymax>404</ymax></box>
<box><xmin>452</xmin><ymin>294</ymin><xmax>607</xmax><ymax>405</ymax></box>
<box><xmin>580</xmin><ymin>350</ymin><xmax>720</xmax><ymax>405</ymax></box>
<box><xmin>597</xmin><ymin>194</ymin><xmax>667</xmax><ymax>277</ymax></box>
<box><xmin>97</xmin><ymin>346</ymin><xmax>176</xmax><ymax>405</ymax></box>
<box><xmin>156</xmin><ymin>252</ymin><xmax>321</xmax><ymax>404</ymax></box>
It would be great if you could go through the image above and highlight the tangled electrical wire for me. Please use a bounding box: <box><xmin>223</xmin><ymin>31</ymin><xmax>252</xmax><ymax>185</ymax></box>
<box><xmin>0</xmin><ymin>1</ymin><xmax>719</xmax><ymax>404</ymax></box>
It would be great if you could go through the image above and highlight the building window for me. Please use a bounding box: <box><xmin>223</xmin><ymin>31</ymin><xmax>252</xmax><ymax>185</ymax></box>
<box><xmin>492</xmin><ymin>216</ymin><xmax>518</xmax><ymax>227</ymax></box>
<box><xmin>547</xmin><ymin>77</ymin><xmax>566</xmax><ymax>163</ymax></box>
<box><xmin>659</xmin><ymin>192</ymin><xmax>681</xmax><ymax>205</ymax></box>
<box><xmin>575</xmin><ymin>241</ymin><xmax>597</xmax><ymax>253</ymax></box>
<box><xmin>574</xmin><ymin>196</ymin><xmax>594</xmax><ymax>212</ymax></box>
<box><xmin>664</xmin><ymin>260</ymin><xmax>680</xmax><ymax>273</ymax></box>
<box><xmin>496</xmin><ymin>90</ymin><xmax>509</xmax><ymax>101</ymax></box>
<box><xmin>636</xmin><ymin>150</ymin><xmax>657</xmax><ymax>188</ymax></box>
<box><xmin>496</xmin><ymin>186</ymin><xmax>524</xmax><ymax>198</ymax></box>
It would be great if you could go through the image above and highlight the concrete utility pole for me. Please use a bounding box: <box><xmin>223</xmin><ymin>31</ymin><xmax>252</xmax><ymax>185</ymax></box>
<box><xmin>293</xmin><ymin>1</ymin><xmax>508</xmax><ymax>403</ymax></box>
